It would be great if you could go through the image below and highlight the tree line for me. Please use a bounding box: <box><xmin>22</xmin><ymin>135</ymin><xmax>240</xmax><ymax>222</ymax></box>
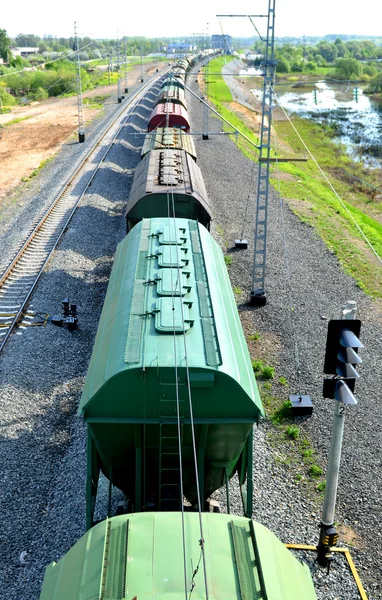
<box><xmin>250</xmin><ymin>38</ymin><xmax>382</xmax><ymax>91</ymax></box>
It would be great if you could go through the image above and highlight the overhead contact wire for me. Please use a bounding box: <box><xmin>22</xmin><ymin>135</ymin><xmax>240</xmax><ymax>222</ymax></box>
<box><xmin>166</xmin><ymin>190</ymin><xmax>189</xmax><ymax>600</ymax></box>
<box><xmin>169</xmin><ymin>192</ymin><xmax>209</xmax><ymax>600</ymax></box>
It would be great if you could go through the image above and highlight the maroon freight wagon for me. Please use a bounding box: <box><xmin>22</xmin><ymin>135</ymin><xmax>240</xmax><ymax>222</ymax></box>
<box><xmin>148</xmin><ymin>102</ymin><xmax>190</xmax><ymax>132</ymax></box>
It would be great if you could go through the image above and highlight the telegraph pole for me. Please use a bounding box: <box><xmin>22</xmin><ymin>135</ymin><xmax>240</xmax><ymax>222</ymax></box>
<box><xmin>108</xmin><ymin>49</ymin><xmax>112</xmax><ymax>86</ymax></box>
<box><xmin>124</xmin><ymin>45</ymin><xmax>129</xmax><ymax>93</ymax></box>
<box><xmin>202</xmin><ymin>24</ymin><xmax>210</xmax><ymax>140</ymax></box>
<box><xmin>140</xmin><ymin>40</ymin><xmax>144</xmax><ymax>82</ymax></box>
<box><xmin>74</xmin><ymin>22</ymin><xmax>85</xmax><ymax>143</ymax></box>
<box><xmin>117</xmin><ymin>31</ymin><xmax>122</xmax><ymax>103</ymax></box>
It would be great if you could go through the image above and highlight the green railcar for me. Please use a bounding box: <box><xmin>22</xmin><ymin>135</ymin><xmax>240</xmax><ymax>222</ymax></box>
<box><xmin>40</xmin><ymin>513</ymin><xmax>317</xmax><ymax>600</ymax></box>
<box><xmin>79</xmin><ymin>218</ymin><xmax>263</xmax><ymax>528</ymax></box>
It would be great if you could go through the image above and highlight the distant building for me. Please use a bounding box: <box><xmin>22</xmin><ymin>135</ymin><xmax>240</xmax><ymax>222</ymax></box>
<box><xmin>211</xmin><ymin>35</ymin><xmax>232</xmax><ymax>53</ymax></box>
<box><xmin>11</xmin><ymin>47</ymin><xmax>39</xmax><ymax>58</ymax></box>
<box><xmin>167</xmin><ymin>43</ymin><xmax>195</xmax><ymax>54</ymax></box>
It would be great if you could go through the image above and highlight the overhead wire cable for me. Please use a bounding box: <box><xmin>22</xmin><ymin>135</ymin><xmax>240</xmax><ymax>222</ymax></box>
<box><xmin>166</xmin><ymin>189</ymin><xmax>188</xmax><ymax>600</ymax></box>
<box><xmin>168</xmin><ymin>191</ymin><xmax>209</xmax><ymax>600</ymax></box>
<box><xmin>275</xmin><ymin>96</ymin><xmax>382</xmax><ymax>264</ymax></box>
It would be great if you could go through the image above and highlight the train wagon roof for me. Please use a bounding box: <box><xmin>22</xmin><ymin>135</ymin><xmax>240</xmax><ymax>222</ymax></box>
<box><xmin>40</xmin><ymin>513</ymin><xmax>317</xmax><ymax>600</ymax></box>
<box><xmin>148</xmin><ymin>102</ymin><xmax>190</xmax><ymax>131</ymax></box>
<box><xmin>158</xmin><ymin>85</ymin><xmax>187</xmax><ymax>108</ymax></box>
<box><xmin>79</xmin><ymin>218</ymin><xmax>263</xmax><ymax>420</ymax></box>
<box><xmin>161</xmin><ymin>78</ymin><xmax>185</xmax><ymax>90</ymax></box>
<box><xmin>125</xmin><ymin>149</ymin><xmax>210</xmax><ymax>223</ymax></box>
<box><xmin>141</xmin><ymin>127</ymin><xmax>197</xmax><ymax>161</ymax></box>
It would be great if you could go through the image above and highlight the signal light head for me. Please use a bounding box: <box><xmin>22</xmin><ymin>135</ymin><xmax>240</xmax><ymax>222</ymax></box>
<box><xmin>323</xmin><ymin>319</ymin><xmax>362</xmax><ymax>400</ymax></box>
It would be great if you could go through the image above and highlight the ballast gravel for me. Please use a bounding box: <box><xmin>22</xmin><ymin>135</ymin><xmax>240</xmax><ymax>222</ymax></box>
<box><xmin>0</xmin><ymin>65</ymin><xmax>380</xmax><ymax>600</ymax></box>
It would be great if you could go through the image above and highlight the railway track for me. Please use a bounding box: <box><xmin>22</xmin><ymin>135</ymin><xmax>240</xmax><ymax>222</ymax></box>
<box><xmin>0</xmin><ymin>70</ymin><xmax>166</xmax><ymax>354</ymax></box>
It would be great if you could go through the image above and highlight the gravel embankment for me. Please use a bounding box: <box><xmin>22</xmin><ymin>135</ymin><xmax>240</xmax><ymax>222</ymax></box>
<box><xmin>188</xmin><ymin>68</ymin><xmax>381</xmax><ymax>599</ymax></box>
<box><xmin>0</xmin><ymin>65</ymin><xmax>380</xmax><ymax>600</ymax></box>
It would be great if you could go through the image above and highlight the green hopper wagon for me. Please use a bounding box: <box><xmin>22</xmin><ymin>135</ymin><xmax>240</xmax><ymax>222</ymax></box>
<box><xmin>80</xmin><ymin>218</ymin><xmax>264</xmax><ymax>528</ymax></box>
<box><xmin>40</xmin><ymin>513</ymin><xmax>317</xmax><ymax>600</ymax></box>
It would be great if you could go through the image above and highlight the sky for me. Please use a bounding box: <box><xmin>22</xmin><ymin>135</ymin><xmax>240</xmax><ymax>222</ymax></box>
<box><xmin>2</xmin><ymin>0</ymin><xmax>382</xmax><ymax>40</ymax></box>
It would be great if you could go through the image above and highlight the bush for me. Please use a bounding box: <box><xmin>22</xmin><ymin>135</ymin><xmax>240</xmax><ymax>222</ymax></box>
<box><xmin>285</xmin><ymin>425</ymin><xmax>300</xmax><ymax>439</ymax></box>
<box><xmin>27</xmin><ymin>87</ymin><xmax>48</xmax><ymax>101</ymax></box>
<box><xmin>366</xmin><ymin>72</ymin><xmax>382</xmax><ymax>93</ymax></box>
<box><xmin>309</xmin><ymin>465</ymin><xmax>323</xmax><ymax>478</ymax></box>
<box><xmin>0</xmin><ymin>88</ymin><xmax>16</xmax><ymax>106</ymax></box>
<box><xmin>262</xmin><ymin>365</ymin><xmax>275</xmax><ymax>379</ymax></box>
<box><xmin>277</xmin><ymin>58</ymin><xmax>290</xmax><ymax>73</ymax></box>
<box><xmin>306</xmin><ymin>61</ymin><xmax>317</xmax><ymax>71</ymax></box>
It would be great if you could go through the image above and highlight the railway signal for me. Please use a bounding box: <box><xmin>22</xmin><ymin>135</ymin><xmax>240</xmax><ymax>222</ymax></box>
<box><xmin>353</xmin><ymin>86</ymin><xmax>359</xmax><ymax>103</ymax></box>
<box><xmin>317</xmin><ymin>301</ymin><xmax>363</xmax><ymax>567</ymax></box>
<box><xmin>313</xmin><ymin>88</ymin><xmax>318</xmax><ymax>105</ymax></box>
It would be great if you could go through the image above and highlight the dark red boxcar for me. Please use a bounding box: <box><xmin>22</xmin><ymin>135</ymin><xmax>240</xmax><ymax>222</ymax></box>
<box><xmin>148</xmin><ymin>102</ymin><xmax>190</xmax><ymax>132</ymax></box>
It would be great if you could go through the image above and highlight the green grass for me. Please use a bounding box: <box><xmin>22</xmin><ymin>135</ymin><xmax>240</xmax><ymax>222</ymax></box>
<box><xmin>21</xmin><ymin>156</ymin><xmax>54</xmax><ymax>182</ymax></box>
<box><xmin>4</xmin><ymin>116</ymin><xmax>32</xmax><ymax>126</ymax></box>
<box><xmin>285</xmin><ymin>425</ymin><xmax>300</xmax><ymax>440</ymax></box>
<box><xmin>205</xmin><ymin>57</ymin><xmax>233</xmax><ymax>103</ymax></box>
<box><xmin>278</xmin><ymin>376</ymin><xmax>288</xmax><ymax>386</ymax></box>
<box><xmin>309</xmin><ymin>464</ymin><xmax>323</xmax><ymax>478</ymax></box>
<box><xmin>252</xmin><ymin>360</ymin><xmax>275</xmax><ymax>380</ymax></box>
<box><xmin>316</xmin><ymin>481</ymin><xmax>326</xmax><ymax>492</ymax></box>
<box><xmin>224</xmin><ymin>255</ymin><xmax>233</xmax><ymax>266</ymax></box>
<box><xmin>233</xmin><ymin>286</ymin><xmax>242</xmax><ymax>296</ymax></box>
<box><xmin>248</xmin><ymin>332</ymin><xmax>261</xmax><ymax>341</ymax></box>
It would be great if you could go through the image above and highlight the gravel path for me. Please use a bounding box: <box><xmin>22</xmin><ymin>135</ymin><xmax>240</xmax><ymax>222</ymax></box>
<box><xmin>188</xmin><ymin>66</ymin><xmax>382</xmax><ymax>599</ymax></box>
<box><xmin>0</xmin><ymin>63</ymin><xmax>380</xmax><ymax>600</ymax></box>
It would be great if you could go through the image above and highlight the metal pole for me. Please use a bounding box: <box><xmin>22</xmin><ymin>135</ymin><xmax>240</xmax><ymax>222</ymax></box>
<box><xmin>202</xmin><ymin>24</ymin><xmax>210</xmax><ymax>140</ymax></box>
<box><xmin>108</xmin><ymin>50</ymin><xmax>111</xmax><ymax>86</ymax></box>
<box><xmin>317</xmin><ymin>300</ymin><xmax>357</xmax><ymax>567</ymax></box>
<box><xmin>250</xmin><ymin>0</ymin><xmax>277</xmax><ymax>306</ymax></box>
<box><xmin>74</xmin><ymin>22</ymin><xmax>85</xmax><ymax>143</ymax></box>
<box><xmin>140</xmin><ymin>41</ymin><xmax>144</xmax><ymax>82</ymax></box>
<box><xmin>124</xmin><ymin>46</ymin><xmax>128</xmax><ymax>93</ymax></box>
<box><xmin>117</xmin><ymin>31</ymin><xmax>122</xmax><ymax>103</ymax></box>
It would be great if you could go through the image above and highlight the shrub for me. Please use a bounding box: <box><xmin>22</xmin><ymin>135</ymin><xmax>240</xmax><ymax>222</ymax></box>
<box><xmin>0</xmin><ymin>88</ymin><xmax>16</xmax><ymax>106</ymax></box>
<box><xmin>271</xmin><ymin>400</ymin><xmax>292</xmax><ymax>424</ymax></box>
<box><xmin>252</xmin><ymin>359</ymin><xmax>264</xmax><ymax>373</ymax></box>
<box><xmin>285</xmin><ymin>425</ymin><xmax>300</xmax><ymax>440</ymax></box>
<box><xmin>309</xmin><ymin>465</ymin><xmax>323</xmax><ymax>478</ymax></box>
<box><xmin>28</xmin><ymin>87</ymin><xmax>48</xmax><ymax>101</ymax></box>
<box><xmin>262</xmin><ymin>365</ymin><xmax>275</xmax><ymax>379</ymax></box>
<box><xmin>316</xmin><ymin>481</ymin><xmax>326</xmax><ymax>492</ymax></box>
<box><xmin>277</xmin><ymin>58</ymin><xmax>290</xmax><ymax>73</ymax></box>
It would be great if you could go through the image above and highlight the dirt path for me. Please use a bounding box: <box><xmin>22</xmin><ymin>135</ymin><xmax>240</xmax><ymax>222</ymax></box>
<box><xmin>0</xmin><ymin>63</ymin><xmax>165</xmax><ymax>200</ymax></box>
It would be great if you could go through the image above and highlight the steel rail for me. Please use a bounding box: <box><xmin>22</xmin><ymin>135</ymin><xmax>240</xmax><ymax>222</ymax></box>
<box><xmin>0</xmin><ymin>69</ymin><xmax>168</xmax><ymax>354</ymax></box>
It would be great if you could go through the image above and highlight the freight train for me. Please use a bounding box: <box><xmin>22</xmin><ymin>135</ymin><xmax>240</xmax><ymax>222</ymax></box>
<box><xmin>39</xmin><ymin>55</ymin><xmax>317</xmax><ymax>599</ymax></box>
